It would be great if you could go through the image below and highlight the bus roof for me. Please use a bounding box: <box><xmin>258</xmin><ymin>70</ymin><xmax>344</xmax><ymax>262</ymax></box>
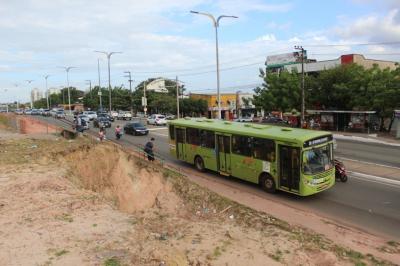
<box><xmin>168</xmin><ymin>118</ymin><xmax>332</xmax><ymax>145</ymax></box>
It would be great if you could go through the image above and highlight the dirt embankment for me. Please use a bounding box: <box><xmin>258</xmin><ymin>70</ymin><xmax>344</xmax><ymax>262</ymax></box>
<box><xmin>0</xmin><ymin>127</ymin><xmax>399</xmax><ymax>265</ymax></box>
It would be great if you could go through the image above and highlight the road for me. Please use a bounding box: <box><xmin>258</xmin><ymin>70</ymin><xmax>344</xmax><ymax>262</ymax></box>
<box><xmin>335</xmin><ymin>139</ymin><xmax>400</xmax><ymax>168</ymax></box>
<box><xmin>40</xmin><ymin>116</ymin><xmax>400</xmax><ymax>240</ymax></box>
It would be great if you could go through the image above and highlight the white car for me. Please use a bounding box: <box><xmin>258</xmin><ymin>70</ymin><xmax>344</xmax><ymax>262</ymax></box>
<box><xmin>110</xmin><ymin>111</ymin><xmax>119</xmax><ymax>119</ymax></box>
<box><xmin>117</xmin><ymin>111</ymin><xmax>132</xmax><ymax>120</ymax></box>
<box><xmin>83</xmin><ymin>111</ymin><xmax>97</xmax><ymax>120</ymax></box>
<box><xmin>147</xmin><ymin>114</ymin><xmax>167</xmax><ymax>126</ymax></box>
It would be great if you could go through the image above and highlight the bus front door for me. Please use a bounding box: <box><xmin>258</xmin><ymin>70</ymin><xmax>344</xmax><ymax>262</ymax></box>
<box><xmin>217</xmin><ymin>135</ymin><xmax>231</xmax><ymax>174</ymax></box>
<box><xmin>279</xmin><ymin>146</ymin><xmax>300</xmax><ymax>192</ymax></box>
<box><xmin>176</xmin><ymin>128</ymin><xmax>186</xmax><ymax>161</ymax></box>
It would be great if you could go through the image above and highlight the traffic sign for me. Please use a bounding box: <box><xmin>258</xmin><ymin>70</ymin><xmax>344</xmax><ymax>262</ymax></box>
<box><xmin>98</xmin><ymin>91</ymin><xmax>102</xmax><ymax>96</ymax></box>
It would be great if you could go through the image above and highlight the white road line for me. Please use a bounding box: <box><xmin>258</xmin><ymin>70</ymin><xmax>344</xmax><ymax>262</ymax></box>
<box><xmin>336</xmin><ymin>156</ymin><xmax>400</xmax><ymax>170</ymax></box>
<box><xmin>148</xmin><ymin>127</ymin><xmax>167</xmax><ymax>131</ymax></box>
<box><xmin>349</xmin><ymin>171</ymin><xmax>400</xmax><ymax>187</ymax></box>
<box><xmin>151</xmin><ymin>132</ymin><xmax>168</xmax><ymax>137</ymax></box>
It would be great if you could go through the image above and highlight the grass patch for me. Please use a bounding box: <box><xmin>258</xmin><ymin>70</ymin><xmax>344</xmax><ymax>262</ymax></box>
<box><xmin>387</xmin><ymin>241</ymin><xmax>399</xmax><ymax>247</ymax></box>
<box><xmin>54</xmin><ymin>249</ymin><xmax>69</xmax><ymax>257</ymax></box>
<box><xmin>56</xmin><ymin>213</ymin><xmax>73</xmax><ymax>223</ymax></box>
<box><xmin>269</xmin><ymin>249</ymin><xmax>283</xmax><ymax>262</ymax></box>
<box><xmin>104</xmin><ymin>257</ymin><xmax>121</xmax><ymax>266</ymax></box>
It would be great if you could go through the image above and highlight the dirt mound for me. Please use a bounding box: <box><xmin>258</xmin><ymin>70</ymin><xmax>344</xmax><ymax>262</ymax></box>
<box><xmin>63</xmin><ymin>143</ymin><xmax>181</xmax><ymax>214</ymax></box>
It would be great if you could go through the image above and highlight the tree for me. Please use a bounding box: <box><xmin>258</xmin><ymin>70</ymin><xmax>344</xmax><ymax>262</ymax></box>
<box><xmin>253</xmin><ymin>69</ymin><xmax>301</xmax><ymax>113</ymax></box>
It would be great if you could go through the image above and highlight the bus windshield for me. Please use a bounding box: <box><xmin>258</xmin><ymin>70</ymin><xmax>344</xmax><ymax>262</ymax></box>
<box><xmin>302</xmin><ymin>144</ymin><xmax>333</xmax><ymax>175</ymax></box>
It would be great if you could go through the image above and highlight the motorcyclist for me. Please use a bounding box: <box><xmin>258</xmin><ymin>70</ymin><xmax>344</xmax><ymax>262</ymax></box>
<box><xmin>115</xmin><ymin>125</ymin><xmax>122</xmax><ymax>139</ymax></box>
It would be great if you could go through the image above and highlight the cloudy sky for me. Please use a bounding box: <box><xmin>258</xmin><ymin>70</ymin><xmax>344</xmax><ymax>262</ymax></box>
<box><xmin>0</xmin><ymin>0</ymin><xmax>399</xmax><ymax>103</ymax></box>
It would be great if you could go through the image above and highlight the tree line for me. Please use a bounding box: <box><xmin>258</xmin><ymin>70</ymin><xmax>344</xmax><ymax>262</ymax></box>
<box><xmin>33</xmin><ymin>78</ymin><xmax>208</xmax><ymax>116</ymax></box>
<box><xmin>254</xmin><ymin>63</ymin><xmax>400</xmax><ymax>131</ymax></box>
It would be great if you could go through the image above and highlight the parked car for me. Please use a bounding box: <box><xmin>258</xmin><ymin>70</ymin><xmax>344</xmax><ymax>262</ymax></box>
<box><xmin>234</xmin><ymin>116</ymin><xmax>253</xmax><ymax>122</ymax></box>
<box><xmin>55</xmin><ymin>111</ymin><xmax>65</xmax><ymax>119</ymax></box>
<box><xmin>24</xmin><ymin>109</ymin><xmax>32</xmax><ymax>115</ymax></box>
<box><xmin>117</xmin><ymin>111</ymin><xmax>132</xmax><ymax>120</ymax></box>
<box><xmin>124</xmin><ymin>122</ymin><xmax>149</xmax><ymax>135</ymax></box>
<box><xmin>93</xmin><ymin>117</ymin><xmax>111</xmax><ymax>128</ymax></box>
<box><xmin>98</xmin><ymin>112</ymin><xmax>114</xmax><ymax>122</ymax></box>
<box><xmin>260</xmin><ymin>116</ymin><xmax>288</xmax><ymax>125</ymax></box>
<box><xmin>165</xmin><ymin>114</ymin><xmax>176</xmax><ymax>120</ymax></box>
<box><xmin>147</xmin><ymin>114</ymin><xmax>167</xmax><ymax>126</ymax></box>
<box><xmin>15</xmin><ymin>109</ymin><xmax>24</xmax><ymax>115</ymax></box>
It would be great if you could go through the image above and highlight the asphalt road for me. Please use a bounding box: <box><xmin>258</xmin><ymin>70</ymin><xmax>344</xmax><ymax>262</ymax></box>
<box><xmin>335</xmin><ymin>139</ymin><xmax>400</xmax><ymax>168</ymax></box>
<box><xmin>39</xmin><ymin>116</ymin><xmax>400</xmax><ymax>240</ymax></box>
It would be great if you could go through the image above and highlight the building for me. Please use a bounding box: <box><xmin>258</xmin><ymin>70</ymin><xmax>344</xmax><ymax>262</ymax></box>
<box><xmin>190</xmin><ymin>92</ymin><xmax>256</xmax><ymax>119</ymax></box>
<box><xmin>48</xmin><ymin>87</ymin><xmax>60</xmax><ymax>95</ymax></box>
<box><xmin>31</xmin><ymin>88</ymin><xmax>43</xmax><ymax>103</ymax></box>
<box><xmin>267</xmin><ymin>53</ymin><xmax>398</xmax><ymax>74</ymax></box>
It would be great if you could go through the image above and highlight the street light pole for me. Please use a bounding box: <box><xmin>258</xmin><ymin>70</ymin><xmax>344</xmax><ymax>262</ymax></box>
<box><xmin>190</xmin><ymin>11</ymin><xmax>238</xmax><ymax>120</ymax></box>
<box><xmin>44</xmin><ymin>75</ymin><xmax>50</xmax><ymax>109</ymax></box>
<box><xmin>94</xmin><ymin>51</ymin><xmax>122</xmax><ymax>113</ymax></box>
<box><xmin>25</xmin><ymin>80</ymin><xmax>34</xmax><ymax>109</ymax></box>
<box><xmin>58</xmin><ymin>66</ymin><xmax>76</xmax><ymax>115</ymax></box>
<box><xmin>124</xmin><ymin>71</ymin><xmax>133</xmax><ymax>113</ymax></box>
<box><xmin>294</xmin><ymin>46</ymin><xmax>305</xmax><ymax>127</ymax></box>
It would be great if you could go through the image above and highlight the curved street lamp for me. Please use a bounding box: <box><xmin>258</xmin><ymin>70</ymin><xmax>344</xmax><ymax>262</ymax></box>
<box><xmin>190</xmin><ymin>10</ymin><xmax>238</xmax><ymax>119</ymax></box>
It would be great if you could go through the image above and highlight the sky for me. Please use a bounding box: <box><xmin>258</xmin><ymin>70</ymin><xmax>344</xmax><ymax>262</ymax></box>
<box><xmin>0</xmin><ymin>0</ymin><xmax>399</xmax><ymax>103</ymax></box>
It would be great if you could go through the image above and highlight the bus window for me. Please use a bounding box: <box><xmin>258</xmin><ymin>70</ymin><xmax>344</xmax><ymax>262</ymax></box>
<box><xmin>186</xmin><ymin>127</ymin><xmax>200</xmax><ymax>145</ymax></box>
<box><xmin>302</xmin><ymin>145</ymin><xmax>333</xmax><ymax>174</ymax></box>
<box><xmin>232</xmin><ymin>135</ymin><xmax>252</xmax><ymax>157</ymax></box>
<box><xmin>169</xmin><ymin>125</ymin><xmax>175</xmax><ymax>140</ymax></box>
<box><xmin>176</xmin><ymin>128</ymin><xmax>185</xmax><ymax>143</ymax></box>
<box><xmin>200</xmin><ymin>130</ymin><xmax>215</xmax><ymax>148</ymax></box>
<box><xmin>253</xmin><ymin>138</ymin><xmax>275</xmax><ymax>162</ymax></box>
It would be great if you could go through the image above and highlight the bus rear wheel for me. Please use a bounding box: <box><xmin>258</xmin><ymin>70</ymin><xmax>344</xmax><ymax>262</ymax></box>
<box><xmin>260</xmin><ymin>174</ymin><xmax>276</xmax><ymax>193</ymax></box>
<box><xmin>194</xmin><ymin>156</ymin><xmax>205</xmax><ymax>172</ymax></box>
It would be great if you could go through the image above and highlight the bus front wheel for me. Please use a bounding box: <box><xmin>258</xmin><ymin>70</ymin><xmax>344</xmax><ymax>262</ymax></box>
<box><xmin>260</xmin><ymin>174</ymin><xmax>276</xmax><ymax>193</ymax></box>
<box><xmin>194</xmin><ymin>156</ymin><xmax>205</xmax><ymax>172</ymax></box>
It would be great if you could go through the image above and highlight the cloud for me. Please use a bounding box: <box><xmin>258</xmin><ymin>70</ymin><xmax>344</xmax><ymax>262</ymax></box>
<box><xmin>257</xmin><ymin>34</ymin><xmax>277</xmax><ymax>42</ymax></box>
<box><xmin>334</xmin><ymin>9</ymin><xmax>400</xmax><ymax>42</ymax></box>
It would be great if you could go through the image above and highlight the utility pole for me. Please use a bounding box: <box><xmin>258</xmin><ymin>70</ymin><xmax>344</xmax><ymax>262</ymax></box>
<box><xmin>44</xmin><ymin>75</ymin><xmax>50</xmax><ymax>109</ymax></box>
<box><xmin>295</xmin><ymin>46</ymin><xmax>306</xmax><ymax>127</ymax></box>
<box><xmin>124</xmin><ymin>71</ymin><xmax>133</xmax><ymax>113</ymax></box>
<box><xmin>190</xmin><ymin>11</ymin><xmax>238</xmax><ymax>119</ymax></box>
<box><xmin>94</xmin><ymin>51</ymin><xmax>122</xmax><ymax>113</ymax></box>
<box><xmin>176</xmin><ymin>76</ymin><xmax>180</xmax><ymax>119</ymax></box>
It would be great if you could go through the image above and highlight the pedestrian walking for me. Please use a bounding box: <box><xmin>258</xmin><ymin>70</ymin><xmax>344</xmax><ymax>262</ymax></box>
<box><xmin>144</xmin><ymin>137</ymin><xmax>155</xmax><ymax>161</ymax></box>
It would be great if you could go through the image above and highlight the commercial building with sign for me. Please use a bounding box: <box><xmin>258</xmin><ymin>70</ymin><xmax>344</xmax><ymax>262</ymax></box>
<box><xmin>190</xmin><ymin>92</ymin><xmax>256</xmax><ymax>120</ymax></box>
<box><xmin>267</xmin><ymin>53</ymin><xmax>397</xmax><ymax>74</ymax></box>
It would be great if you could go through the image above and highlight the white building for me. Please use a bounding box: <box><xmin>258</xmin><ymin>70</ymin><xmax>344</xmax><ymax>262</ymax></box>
<box><xmin>48</xmin><ymin>87</ymin><xmax>60</xmax><ymax>95</ymax></box>
<box><xmin>31</xmin><ymin>88</ymin><xmax>43</xmax><ymax>103</ymax></box>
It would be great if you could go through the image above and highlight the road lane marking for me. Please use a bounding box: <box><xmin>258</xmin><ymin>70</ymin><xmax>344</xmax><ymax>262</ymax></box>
<box><xmin>336</xmin><ymin>156</ymin><xmax>400</xmax><ymax>170</ymax></box>
<box><xmin>151</xmin><ymin>132</ymin><xmax>168</xmax><ymax>137</ymax></box>
<box><xmin>349</xmin><ymin>171</ymin><xmax>400</xmax><ymax>188</ymax></box>
<box><xmin>148</xmin><ymin>127</ymin><xmax>167</xmax><ymax>131</ymax></box>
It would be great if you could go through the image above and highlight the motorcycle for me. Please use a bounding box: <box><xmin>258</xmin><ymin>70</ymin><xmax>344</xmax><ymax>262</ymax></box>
<box><xmin>334</xmin><ymin>159</ymin><xmax>348</xmax><ymax>182</ymax></box>
<box><xmin>115</xmin><ymin>131</ymin><xmax>122</xmax><ymax>140</ymax></box>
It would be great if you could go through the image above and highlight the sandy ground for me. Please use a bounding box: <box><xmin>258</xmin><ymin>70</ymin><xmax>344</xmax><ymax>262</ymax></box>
<box><xmin>0</xmin><ymin>126</ymin><xmax>398</xmax><ymax>266</ymax></box>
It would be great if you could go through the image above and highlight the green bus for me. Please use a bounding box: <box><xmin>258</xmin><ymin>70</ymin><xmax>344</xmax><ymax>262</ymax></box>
<box><xmin>168</xmin><ymin>118</ymin><xmax>335</xmax><ymax>196</ymax></box>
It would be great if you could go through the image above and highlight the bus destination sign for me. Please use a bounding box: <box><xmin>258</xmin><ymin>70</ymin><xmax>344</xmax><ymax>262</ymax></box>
<box><xmin>304</xmin><ymin>135</ymin><xmax>332</xmax><ymax>148</ymax></box>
